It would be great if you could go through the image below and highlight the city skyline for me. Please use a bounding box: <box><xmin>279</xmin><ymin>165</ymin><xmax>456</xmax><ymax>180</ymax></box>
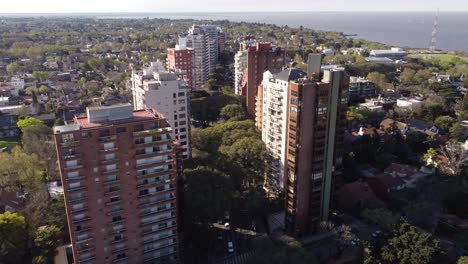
<box><xmin>0</xmin><ymin>0</ymin><xmax>466</xmax><ymax>13</ymax></box>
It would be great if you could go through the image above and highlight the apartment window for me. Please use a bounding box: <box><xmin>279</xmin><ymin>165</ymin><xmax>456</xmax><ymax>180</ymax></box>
<box><xmin>81</xmin><ymin>132</ymin><xmax>92</xmax><ymax>139</ymax></box>
<box><xmin>133</xmin><ymin>124</ymin><xmax>144</xmax><ymax>132</ymax></box>
<box><xmin>180</xmin><ymin>128</ymin><xmax>186</xmax><ymax>132</ymax></box>
<box><xmin>173</xmin><ymin>93</ymin><xmax>176</xmax><ymax>98</ymax></box>
<box><xmin>110</xmin><ymin>196</ymin><xmax>120</xmax><ymax>203</ymax></box>
<box><xmin>179</xmin><ymin>114</ymin><xmax>186</xmax><ymax>119</ymax></box>
<box><xmin>312</xmin><ymin>172</ymin><xmax>323</xmax><ymax>180</ymax></box>
<box><xmin>180</xmin><ymin>135</ymin><xmax>187</xmax><ymax>139</ymax></box>
<box><xmin>116</xmin><ymin>127</ymin><xmax>126</xmax><ymax>133</ymax></box>
<box><xmin>174</xmin><ymin>115</ymin><xmax>177</xmax><ymax>120</ymax></box>
<box><xmin>178</xmin><ymin>92</ymin><xmax>185</xmax><ymax>97</ymax></box>
<box><xmin>179</xmin><ymin>121</ymin><xmax>186</xmax><ymax>126</ymax></box>
<box><xmin>290</xmin><ymin>107</ymin><xmax>298</xmax><ymax>114</ymax></box>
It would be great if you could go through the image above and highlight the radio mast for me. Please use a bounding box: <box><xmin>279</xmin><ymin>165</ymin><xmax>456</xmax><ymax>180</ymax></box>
<box><xmin>429</xmin><ymin>9</ymin><xmax>439</xmax><ymax>53</ymax></box>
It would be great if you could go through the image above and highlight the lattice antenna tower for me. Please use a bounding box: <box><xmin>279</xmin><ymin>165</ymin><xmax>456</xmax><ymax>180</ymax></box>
<box><xmin>430</xmin><ymin>9</ymin><xmax>439</xmax><ymax>52</ymax></box>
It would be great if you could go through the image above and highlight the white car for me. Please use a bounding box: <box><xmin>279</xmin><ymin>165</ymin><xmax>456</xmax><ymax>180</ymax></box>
<box><xmin>225</xmin><ymin>222</ymin><xmax>230</xmax><ymax>230</ymax></box>
<box><xmin>227</xmin><ymin>242</ymin><xmax>234</xmax><ymax>253</ymax></box>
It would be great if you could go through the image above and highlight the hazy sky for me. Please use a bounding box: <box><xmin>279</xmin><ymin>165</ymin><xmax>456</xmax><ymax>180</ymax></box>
<box><xmin>0</xmin><ymin>0</ymin><xmax>464</xmax><ymax>13</ymax></box>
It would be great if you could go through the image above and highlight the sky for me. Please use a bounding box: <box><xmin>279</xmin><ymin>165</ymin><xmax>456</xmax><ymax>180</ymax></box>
<box><xmin>0</xmin><ymin>0</ymin><xmax>465</xmax><ymax>13</ymax></box>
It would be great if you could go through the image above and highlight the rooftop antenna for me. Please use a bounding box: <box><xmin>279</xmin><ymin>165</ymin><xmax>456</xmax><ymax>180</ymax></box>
<box><xmin>429</xmin><ymin>9</ymin><xmax>439</xmax><ymax>53</ymax></box>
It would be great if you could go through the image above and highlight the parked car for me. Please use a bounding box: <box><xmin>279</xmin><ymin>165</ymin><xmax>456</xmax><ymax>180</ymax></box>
<box><xmin>227</xmin><ymin>242</ymin><xmax>234</xmax><ymax>253</ymax></box>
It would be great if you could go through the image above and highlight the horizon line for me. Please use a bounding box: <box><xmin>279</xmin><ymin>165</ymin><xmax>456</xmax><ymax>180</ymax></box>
<box><xmin>0</xmin><ymin>10</ymin><xmax>464</xmax><ymax>14</ymax></box>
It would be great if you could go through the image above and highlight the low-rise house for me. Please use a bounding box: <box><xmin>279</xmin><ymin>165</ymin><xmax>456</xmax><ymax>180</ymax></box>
<box><xmin>0</xmin><ymin>190</ymin><xmax>25</xmax><ymax>213</ymax></box>
<box><xmin>367</xmin><ymin>173</ymin><xmax>406</xmax><ymax>200</ymax></box>
<box><xmin>0</xmin><ymin>113</ymin><xmax>19</xmax><ymax>138</ymax></box>
<box><xmin>380</xmin><ymin>118</ymin><xmax>409</xmax><ymax>134</ymax></box>
<box><xmin>384</xmin><ymin>162</ymin><xmax>418</xmax><ymax>178</ymax></box>
<box><xmin>365</xmin><ymin>57</ymin><xmax>394</xmax><ymax>63</ymax></box>
<box><xmin>370</xmin><ymin>47</ymin><xmax>407</xmax><ymax>60</ymax></box>
<box><xmin>337</xmin><ymin>180</ymin><xmax>385</xmax><ymax>212</ymax></box>
<box><xmin>407</xmin><ymin>119</ymin><xmax>439</xmax><ymax>137</ymax></box>
<box><xmin>396</xmin><ymin>97</ymin><xmax>424</xmax><ymax>111</ymax></box>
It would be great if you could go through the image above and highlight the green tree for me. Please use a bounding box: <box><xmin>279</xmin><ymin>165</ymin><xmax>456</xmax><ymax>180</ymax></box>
<box><xmin>434</xmin><ymin>115</ymin><xmax>455</xmax><ymax>133</ymax></box>
<box><xmin>400</xmin><ymin>68</ymin><xmax>416</xmax><ymax>85</ymax></box>
<box><xmin>361</xmin><ymin>208</ymin><xmax>400</xmax><ymax>230</ymax></box>
<box><xmin>405</xmin><ymin>130</ymin><xmax>428</xmax><ymax>154</ymax></box>
<box><xmin>380</xmin><ymin>222</ymin><xmax>444</xmax><ymax>264</ymax></box>
<box><xmin>0</xmin><ymin>212</ymin><xmax>29</xmax><ymax>264</ymax></box>
<box><xmin>449</xmin><ymin>123</ymin><xmax>466</xmax><ymax>142</ymax></box>
<box><xmin>246</xmin><ymin>236</ymin><xmax>317</xmax><ymax>264</ymax></box>
<box><xmin>367</xmin><ymin>72</ymin><xmax>388</xmax><ymax>91</ymax></box>
<box><xmin>458</xmin><ymin>256</ymin><xmax>468</xmax><ymax>264</ymax></box>
<box><xmin>414</xmin><ymin>69</ymin><xmax>432</xmax><ymax>84</ymax></box>
<box><xmin>220</xmin><ymin>104</ymin><xmax>246</xmax><ymax>121</ymax></box>
<box><xmin>0</xmin><ymin>147</ymin><xmax>44</xmax><ymax>192</ymax></box>
<box><xmin>32</xmin><ymin>71</ymin><xmax>49</xmax><ymax>82</ymax></box>
<box><xmin>33</xmin><ymin>225</ymin><xmax>61</xmax><ymax>264</ymax></box>
<box><xmin>38</xmin><ymin>85</ymin><xmax>49</xmax><ymax>95</ymax></box>
<box><xmin>25</xmin><ymin>86</ymin><xmax>39</xmax><ymax>95</ymax></box>
<box><xmin>219</xmin><ymin>137</ymin><xmax>267</xmax><ymax>189</ymax></box>
<box><xmin>423</xmin><ymin>148</ymin><xmax>440</xmax><ymax>168</ymax></box>
<box><xmin>422</xmin><ymin>103</ymin><xmax>446</xmax><ymax>122</ymax></box>
<box><xmin>6</xmin><ymin>61</ymin><xmax>25</xmax><ymax>75</ymax></box>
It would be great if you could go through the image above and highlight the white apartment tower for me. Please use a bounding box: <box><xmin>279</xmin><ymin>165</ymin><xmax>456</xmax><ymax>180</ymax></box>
<box><xmin>257</xmin><ymin>68</ymin><xmax>306</xmax><ymax>194</ymax></box>
<box><xmin>132</xmin><ymin>62</ymin><xmax>191</xmax><ymax>159</ymax></box>
<box><xmin>185</xmin><ymin>25</ymin><xmax>224</xmax><ymax>88</ymax></box>
<box><xmin>234</xmin><ymin>38</ymin><xmax>257</xmax><ymax>95</ymax></box>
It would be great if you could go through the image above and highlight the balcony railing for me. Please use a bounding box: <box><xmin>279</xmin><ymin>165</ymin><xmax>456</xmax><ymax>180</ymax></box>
<box><xmin>111</xmin><ymin>246</ymin><xmax>128</xmax><ymax>253</ymax></box>
<box><xmin>103</xmin><ymin>179</ymin><xmax>120</xmax><ymax>185</ymax></box>
<box><xmin>75</xmin><ymin>237</ymin><xmax>93</xmax><ymax>244</ymax></box>
<box><xmin>133</xmin><ymin>127</ymin><xmax>172</xmax><ymax>137</ymax></box>
<box><xmin>67</xmin><ymin>176</ymin><xmax>84</xmax><ymax>181</ymax></box>
<box><xmin>138</xmin><ymin>195</ymin><xmax>176</xmax><ymax>208</ymax></box>
<box><xmin>63</xmin><ymin>153</ymin><xmax>80</xmax><ymax>160</ymax></box>
<box><xmin>102</xmin><ymin>169</ymin><xmax>120</xmax><ymax>175</ymax></box>
<box><xmin>69</xmin><ymin>186</ymin><xmax>86</xmax><ymax>192</ymax></box>
<box><xmin>70</xmin><ymin>196</ymin><xmax>86</xmax><ymax>203</ymax></box>
<box><xmin>100</xmin><ymin>147</ymin><xmax>119</xmax><ymax>153</ymax></box>
<box><xmin>79</xmin><ymin>255</ymin><xmax>96</xmax><ymax>263</ymax></box>
<box><xmin>143</xmin><ymin>250</ymin><xmax>176</xmax><ymax>263</ymax></box>
<box><xmin>136</xmin><ymin>169</ymin><xmax>172</xmax><ymax>179</ymax></box>
<box><xmin>61</xmin><ymin>140</ymin><xmax>80</xmax><ymax>148</ymax></box>
<box><xmin>72</xmin><ymin>216</ymin><xmax>91</xmax><ymax>224</ymax></box>
<box><xmin>71</xmin><ymin>206</ymin><xmax>88</xmax><ymax>213</ymax></box>
<box><xmin>138</xmin><ymin>187</ymin><xmax>175</xmax><ymax>198</ymax></box>
<box><xmin>136</xmin><ymin>159</ymin><xmax>172</xmax><ymax>169</ymax></box>
<box><xmin>64</xmin><ymin>165</ymin><xmax>83</xmax><ymax>171</ymax></box>
<box><xmin>77</xmin><ymin>246</ymin><xmax>95</xmax><ymax>254</ymax></box>
<box><xmin>101</xmin><ymin>158</ymin><xmax>118</xmax><ymax>165</ymax></box>
<box><xmin>99</xmin><ymin>135</ymin><xmax>117</xmax><ymax>142</ymax></box>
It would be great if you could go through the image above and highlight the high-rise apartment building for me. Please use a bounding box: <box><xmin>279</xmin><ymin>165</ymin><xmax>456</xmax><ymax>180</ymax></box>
<box><xmin>53</xmin><ymin>104</ymin><xmax>179</xmax><ymax>263</ymax></box>
<box><xmin>185</xmin><ymin>25</ymin><xmax>224</xmax><ymax>88</ymax></box>
<box><xmin>256</xmin><ymin>68</ymin><xmax>306</xmax><ymax>194</ymax></box>
<box><xmin>256</xmin><ymin>54</ymin><xmax>348</xmax><ymax>235</ymax></box>
<box><xmin>285</xmin><ymin>56</ymin><xmax>348</xmax><ymax>235</ymax></box>
<box><xmin>234</xmin><ymin>40</ymin><xmax>285</xmax><ymax>117</ymax></box>
<box><xmin>167</xmin><ymin>37</ymin><xmax>195</xmax><ymax>90</ymax></box>
<box><xmin>131</xmin><ymin>62</ymin><xmax>191</xmax><ymax>159</ymax></box>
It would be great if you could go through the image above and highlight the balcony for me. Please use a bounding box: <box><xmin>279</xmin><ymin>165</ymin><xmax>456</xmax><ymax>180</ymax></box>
<box><xmin>99</xmin><ymin>135</ymin><xmax>117</xmax><ymax>142</ymax></box>
<box><xmin>143</xmin><ymin>250</ymin><xmax>177</xmax><ymax>263</ymax></box>
<box><xmin>113</xmin><ymin>257</ymin><xmax>129</xmax><ymax>263</ymax></box>
<box><xmin>140</xmin><ymin>205</ymin><xmax>176</xmax><ymax>217</ymax></box>
<box><xmin>106</xmin><ymin>199</ymin><xmax>122</xmax><ymax>206</ymax></box>
<box><xmin>64</xmin><ymin>164</ymin><xmax>83</xmax><ymax>171</ymax></box>
<box><xmin>111</xmin><ymin>238</ymin><xmax>128</xmax><ymax>244</ymax></box>
<box><xmin>138</xmin><ymin>187</ymin><xmax>175</xmax><ymax>198</ymax></box>
<box><xmin>103</xmin><ymin>179</ymin><xmax>120</xmax><ymax>186</ymax></box>
<box><xmin>75</xmin><ymin>237</ymin><xmax>93</xmax><ymax>244</ymax></box>
<box><xmin>61</xmin><ymin>140</ymin><xmax>80</xmax><ymax>148</ymax></box>
<box><xmin>133</xmin><ymin>127</ymin><xmax>172</xmax><ymax>137</ymax></box>
<box><xmin>70</xmin><ymin>196</ymin><xmax>86</xmax><ymax>203</ymax></box>
<box><xmin>108</xmin><ymin>219</ymin><xmax>125</xmax><ymax>226</ymax></box>
<box><xmin>140</xmin><ymin>215</ymin><xmax>177</xmax><ymax>228</ymax></box>
<box><xmin>136</xmin><ymin>159</ymin><xmax>173</xmax><ymax>169</ymax></box>
<box><xmin>136</xmin><ymin>169</ymin><xmax>172</xmax><ymax>179</ymax></box>
<box><xmin>71</xmin><ymin>206</ymin><xmax>88</xmax><ymax>213</ymax></box>
<box><xmin>135</xmin><ymin>149</ymin><xmax>172</xmax><ymax>158</ymax></box>
<box><xmin>67</xmin><ymin>176</ymin><xmax>84</xmax><ymax>181</ymax></box>
<box><xmin>79</xmin><ymin>255</ymin><xmax>96</xmax><ymax>263</ymax></box>
<box><xmin>137</xmin><ymin>178</ymin><xmax>171</xmax><ymax>189</ymax></box>
<box><xmin>69</xmin><ymin>186</ymin><xmax>86</xmax><ymax>192</ymax></box>
<box><xmin>142</xmin><ymin>224</ymin><xmax>175</xmax><ymax>236</ymax></box>
<box><xmin>142</xmin><ymin>240</ymin><xmax>177</xmax><ymax>254</ymax></box>
<box><xmin>100</xmin><ymin>147</ymin><xmax>119</xmax><ymax>153</ymax></box>
<box><xmin>103</xmin><ymin>169</ymin><xmax>120</xmax><ymax>175</ymax></box>
<box><xmin>111</xmin><ymin>246</ymin><xmax>128</xmax><ymax>253</ymax></box>
<box><xmin>101</xmin><ymin>158</ymin><xmax>119</xmax><ymax>165</ymax></box>
<box><xmin>138</xmin><ymin>195</ymin><xmax>176</xmax><ymax>208</ymax></box>
<box><xmin>109</xmin><ymin>227</ymin><xmax>126</xmax><ymax>235</ymax></box>
<box><xmin>75</xmin><ymin>226</ymin><xmax>91</xmax><ymax>233</ymax></box>
<box><xmin>104</xmin><ymin>188</ymin><xmax>121</xmax><ymax>196</ymax></box>
<box><xmin>63</xmin><ymin>153</ymin><xmax>80</xmax><ymax>160</ymax></box>
<box><xmin>143</xmin><ymin>232</ymin><xmax>176</xmax><ymax>245</ymax></box>
<box><xmin>77</xmin><ymin>246</ymin><xmax>95</xmax><ymax>254</ymax></box>
<box><xmin>72</xmin><ymin>216</ymin><xmax>91</xmax><ymax>224</ymax></box>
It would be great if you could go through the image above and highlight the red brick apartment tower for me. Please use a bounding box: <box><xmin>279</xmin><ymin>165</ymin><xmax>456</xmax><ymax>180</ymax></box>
<box><xmin>54</xmin><ymin>104</ymin><xmax>179</xmax><ymax>264</ymax></box>
<box><xmin>167</xmin><ymin>48</ymin><xmax>194</xmax><ymax>89</ymax></box>
<box><xmin>243</xmin><ymin>42</ymin><xmax>285</xmax><ymax>117</ymax></box>
<box><xmin>285</xmin><ymin>67</ymin><xmax>348</xmax><ymax>235</ymax></box>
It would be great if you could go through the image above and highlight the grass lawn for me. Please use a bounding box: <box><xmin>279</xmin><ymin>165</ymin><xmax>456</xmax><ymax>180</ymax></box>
<box><xmin>0</xmin><ymin>137</ymin><xmax>20</xmax><ymax>148</ymax></box>
<box><xmin>409</xmin><ymin>54</ymin><xmax>468</xmax><ymax>65</ymax></box>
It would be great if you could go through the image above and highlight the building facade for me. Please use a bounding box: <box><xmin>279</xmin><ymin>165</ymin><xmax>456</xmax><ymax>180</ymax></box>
<box><xmin>185</xmin><ymin>25</ymin><xmax>224</xmax><ymax>88</ymax></box>
<box><xmin>234</xmin><ymin>41</ymin><xmax>285</xmax><ymax>117</ymax></box>
<box><xmin>131</xmin><ymin>63</ymin><xmax>191</xmax><ymax>159</ymax></box>
<box><xmin>53</xmin><ymin>104</ymin><xmax>179</xmax><ymax>264</ymax></box>
<box><xmin>349</xmin><ymin>76</ymin><xmax>377</xmax><ymax>102</ymax></box>
<box><xmin>167</xmin><ymin>38</ymin><xmax>194</xmax><ymax>90</ymax></box>
<box><xmin>285</xmin><ymin>67</ymin><xmax>348</xmax><ymax>235</ymax></box>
